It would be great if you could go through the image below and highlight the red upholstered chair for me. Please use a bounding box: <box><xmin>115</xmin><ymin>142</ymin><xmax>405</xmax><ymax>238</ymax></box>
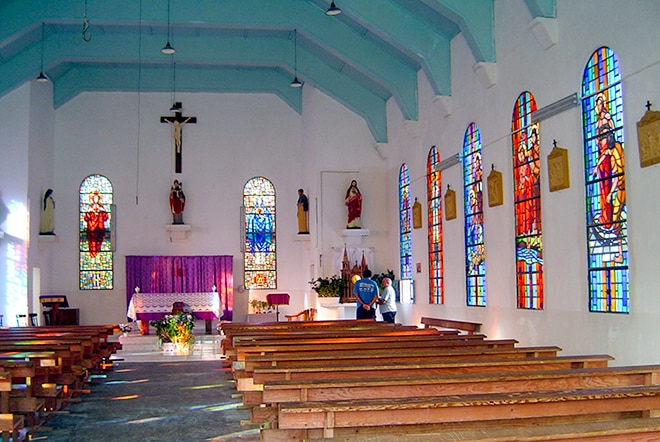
<box><xmin>266</xmin><ymin>293</ymin><xmax>290</xmax><ymax>322</ymax></box>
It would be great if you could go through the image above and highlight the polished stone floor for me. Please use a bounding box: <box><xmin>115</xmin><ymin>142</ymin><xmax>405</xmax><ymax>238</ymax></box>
<box><xmin>29</xmin><ymin>331</ymin><xmax>260</xmax><ymax>442</ymax></box>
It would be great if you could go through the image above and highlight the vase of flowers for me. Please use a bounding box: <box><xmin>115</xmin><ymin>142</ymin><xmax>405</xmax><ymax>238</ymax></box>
<box><xmin>118</xmin><ymin>323</ymin><xmax>133</xmax><ymax>337</ymax></box>
<box><xmin>249</xmin><ymin>299</ymin><xmax>275</xmax><ymax>314</ymax></box>
<box><xmin>149</xmin><ymin>313</ymin><xmax>196</xmax><ymax>354</ymax></box>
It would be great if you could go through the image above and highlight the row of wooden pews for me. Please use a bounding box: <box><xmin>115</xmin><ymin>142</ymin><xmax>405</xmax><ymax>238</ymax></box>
<box><xmin>0</xmin><ymin>324</ymin><xmax>121</xmax><ymax>441</ymax></box>
<box><xmin>220</xmin><ymin>317</ymin><xmax>660</xmax><ymax>441</ymax></box>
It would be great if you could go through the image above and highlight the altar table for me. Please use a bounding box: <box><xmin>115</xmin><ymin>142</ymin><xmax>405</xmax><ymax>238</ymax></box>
<box><xmin>127</xmin><ymin>292</ymin><xmax>220</xmax><ymax>334</ymax></box>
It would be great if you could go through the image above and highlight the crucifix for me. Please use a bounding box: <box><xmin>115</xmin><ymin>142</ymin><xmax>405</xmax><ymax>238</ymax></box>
<box><xmin>160</xmin><ymin>102</ymin><xmax>197</xmax><ymax>173</ymax></box>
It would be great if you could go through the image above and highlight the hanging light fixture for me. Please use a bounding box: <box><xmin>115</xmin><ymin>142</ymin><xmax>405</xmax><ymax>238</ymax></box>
<box><xmin>290</xmin><ymin>29</ymin><xmax>303</xmax><ymax>88</ymax></box>
<box><xmin>36</xmin><ymin>21</ymin><xmax>49</xmax><ymax>82</ymax></box>
<box><xmin>326</xmin><ymin>1</ymin><xmax>342</xmax><ymax>16</ymax></box>
<box><xmin>161</xmin><ymin>0</ymin><xmax>175</xmax><ymax>54</ymax></box>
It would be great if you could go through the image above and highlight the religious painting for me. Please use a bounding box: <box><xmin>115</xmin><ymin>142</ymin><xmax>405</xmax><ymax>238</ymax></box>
<box><xmin>637</xmin><ymin>105</ymin><xmax>660</xmax><ymax>168</ymax></box>
<box><xmin>512</xmin><ymin>93</ymin><xmax>543</xmax><ymax>310</ymax></box>
<box><xmin>398</xmin><ymin>164</ymin><xmax>413</xmax><ymax>281</ymax></box>
<box><xmin>426</xmin><ymin>145</ymin><xmax>444</xmax><ymax>304</ymax></box>
<box><xmin>548</xmin><ymin>144</ymin><xmax>570</xmax><ymax>192</ymax></box>
<box><xmin>79</xmin><ymin>174</ymin><xmax>113</xmax><ymax>290</ymax></box>
<box><xmin>243</xmin><ymin>177</ymin><xmax>276</xmax><ymax>289</ymax></box>
<box><xmin>462</xmin><ymin>123</ymin><xmax>486</xmax><ymax>307</ymax></box>
<box><xmin>581</xmin><ymin>46</ymin><xmax>629</xmax><ymax>313</ymax></box>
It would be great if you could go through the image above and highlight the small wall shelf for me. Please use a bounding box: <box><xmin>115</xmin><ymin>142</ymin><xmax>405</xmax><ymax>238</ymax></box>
<box><xmin>38</xmin><ymin>234</ymin><xmax>59</xmax><ymax>244</ymax></box>
<box><xmin>341</xmin><ymin>228</ymin><xmax>370</xmax><ymax>245</ymax></box>
<box><xmin>165</xmin><ymin>224</ymin><xmax>191</xmax><ymax>240</ymax></box>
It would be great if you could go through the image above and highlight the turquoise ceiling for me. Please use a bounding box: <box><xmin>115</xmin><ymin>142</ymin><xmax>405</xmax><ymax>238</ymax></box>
<box><xmin>0</xmin><ymin>0</ymin><xmax>555</xmax><ymax>142</ymax></box>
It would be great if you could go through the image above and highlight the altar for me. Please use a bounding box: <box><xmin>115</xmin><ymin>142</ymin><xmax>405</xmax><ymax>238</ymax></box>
<box><xmin>127</xmin><ymin>292</ymin><xmax>220</xmax><ymax>334</ymax></box>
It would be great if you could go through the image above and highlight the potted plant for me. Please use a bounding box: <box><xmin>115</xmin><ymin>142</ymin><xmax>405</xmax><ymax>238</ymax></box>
<box><xmin>249</xmin><ymin>299</ymin><xmax>275</xmax><ymax>314</ymax></box>
<box><xmin>309</xmin><ymin>275</ymin><xmax>345</xmax><ymax>303</ymax></box>
<box><xmin>372</xmin><ymin>269</ymin><xmax>396</xmax><ymax>290</ymax></box>
<box><xmin>149</xmin><ymin>313</ymin><xmax>196</xmax><ymax>354</ymax></box>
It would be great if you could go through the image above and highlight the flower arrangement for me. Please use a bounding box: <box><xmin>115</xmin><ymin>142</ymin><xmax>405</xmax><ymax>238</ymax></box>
<box><xmin>309</xmin><ymin>274</ymin><xmax>345</xmax><ymax>297</ymax></box>
<box><xmin>249</xmin><ymin>299</ymin><xmax>275</xmax><ymax>314</ymax></box>
<box><xmin>149</xmin><ymin>313</ymin><xmax>196</xmax><ymax>353</ymax></box>
<box><xmin>118</xmin><ymin>323</ymin><xmax>133</xmax><ymax>334</ymax></box>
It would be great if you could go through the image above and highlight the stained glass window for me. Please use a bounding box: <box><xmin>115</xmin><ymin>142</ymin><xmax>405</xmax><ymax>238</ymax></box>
<box><xmin>399</xmin><ymin>164</ymin><xmax>412</xmax><ymax>281</ymax></box>
<box><xmin>426</xmin><ymin>146</ymin><xmax>443</xmax><ymax>304</ymax></box>
<box><xmin>462</xmin><ymin>123</ymin><xmax>486</xmax><ymax>307</ymax></box>
<box><xmin>512</xmin><ymin>92</ymin><xmax>544</xmax><ymax>309</ymax></box>
<box><xmin>79</xmin><ymin>174</ymin><xmax>113</xmax><ymax>290</ymax></box>
<box><xmin>243</xmin><ymin>177</ymin><xmax>276</xmax><ymax>289</ymax></box>
<box><xmin>581</xmin><ymin>46</ymin><xmax>628</xmax><ymax>313</ymax></box>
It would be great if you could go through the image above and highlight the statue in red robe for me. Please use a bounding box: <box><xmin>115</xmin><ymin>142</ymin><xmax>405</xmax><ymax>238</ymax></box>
<box><xmin>345</xmin><ymin>179</ymin><xmax>362</xmax><ymax>229</ymax></box>
<box><xmin>169</xmin><ymin>180</ymin><xmax>186</xmax><ymax>224</ymax></box>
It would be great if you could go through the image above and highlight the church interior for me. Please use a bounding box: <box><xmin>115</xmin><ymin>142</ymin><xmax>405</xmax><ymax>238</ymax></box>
<box><xmin>0</xmin><ymin>0</ymin><xmax>659</xmax><ymax>386</ymax></box>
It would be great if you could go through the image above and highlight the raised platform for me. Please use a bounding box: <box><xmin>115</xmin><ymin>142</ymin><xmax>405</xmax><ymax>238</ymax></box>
<box><xmin>113</xmin><ymin>322</ymin><xmax>222</xmax><ymax>362</ymax></box>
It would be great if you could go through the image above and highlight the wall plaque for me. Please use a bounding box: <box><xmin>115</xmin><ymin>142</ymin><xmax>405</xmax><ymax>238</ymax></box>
<box><xmin>548</xmin><ymin>144</ymin><xmax>570</xmax><ymax>192</ymax></box>
<box><xmin>444</xmin><ymin>187</ymin><xmax>456</xmax><ymax>221</ymax></box>
<box><xmin>637</xmin><ymin>105</ymin><xmax>660</xmax><ymax>168</ymax></box>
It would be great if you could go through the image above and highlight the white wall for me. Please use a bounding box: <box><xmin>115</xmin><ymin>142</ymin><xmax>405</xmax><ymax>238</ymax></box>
<box><xmin>385</xmin><ymin>0</ymin><xmax>660</xmax><ymax>365</ymax></box>
<box><xmin>46</xmin><ymin>87</ymin><xmax>385</xmax><ymax>324</ymax></box>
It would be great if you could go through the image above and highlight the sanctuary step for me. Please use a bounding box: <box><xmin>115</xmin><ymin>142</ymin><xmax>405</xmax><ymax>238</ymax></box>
<box><xmin>113</xmin><ymin>330</ymin><xmax>222</xmax><ymax>363</ymax></box>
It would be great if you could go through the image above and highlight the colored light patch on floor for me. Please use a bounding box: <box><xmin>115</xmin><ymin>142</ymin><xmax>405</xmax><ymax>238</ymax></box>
<box><xmin>111</xmin><ymin>394</ymin><xmax>139</xmax><ymax>400</ymax></box>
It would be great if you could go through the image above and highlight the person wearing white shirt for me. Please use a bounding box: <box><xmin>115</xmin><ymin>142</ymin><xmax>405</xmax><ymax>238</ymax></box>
<box><xmin>377</xmin><ymin>277</ymin><xmax>397</xmax><ymax>323</ymax></box>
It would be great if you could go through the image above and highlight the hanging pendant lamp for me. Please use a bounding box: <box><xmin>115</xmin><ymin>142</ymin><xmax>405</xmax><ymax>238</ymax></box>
<box><xmin>161</xmin><ymin>0</ymin><xmax>175</xmax><ymax>54</ymax></box>
<box><xmin>290</xmin><ymin>29</ymin><xmax>303</xmax><ymax>88</ymax></box>
<box><xmin>36</xmin><ymin>21</ymin><xmax>49</xmax><ymax>82</ymax></box>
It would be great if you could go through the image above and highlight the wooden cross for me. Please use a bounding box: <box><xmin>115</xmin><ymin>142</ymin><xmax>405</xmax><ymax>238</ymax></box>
<box><xmin>160</xmin><ymin>102</ymin><xmax>197</xmax><ymax>173</ymax></box>
<box><xmin>646</xmin><ymin>100</ymin><xmax>653</xmax><ymax>111</ymax></box>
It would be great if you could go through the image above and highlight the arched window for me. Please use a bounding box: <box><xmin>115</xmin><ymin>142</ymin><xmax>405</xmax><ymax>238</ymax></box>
<box><xmin>512</xmin><ymin>91</ymin><xmax>544</xmax><ymax>309</ymax></box>
<box><xmin>581</xmin><ymin>47</ymin><xmax>629</xmax><ymax>313</ymax></box>
<box><xmin>243</xmin><ymin>177</ymin><xmax>276</xmax><ymax>289</ymax></box>
<box><xmin>79</xmin><ymin>174</ymin><xmax>113</xmax><ymax>290</ymax></box>
<box><xmin>462</xmin><ymin>123</ymin><xmax>486</xmax><ymax>307</ymax></box>
<box><xmin>426</xmin><ymin>146</ymin><xmax>443</xmax><ymax>304</ymax></box>
<box><xmin>399</xmin><ymin>164</ymin><xmax>412</xmax><ymax>281</ymax></box>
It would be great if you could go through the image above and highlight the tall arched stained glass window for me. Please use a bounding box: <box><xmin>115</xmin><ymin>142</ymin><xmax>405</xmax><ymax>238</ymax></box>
<box><xmin>399</xmin><ymin>164</ymin><xmax>412</xmax><ymax>281</ymax></box>
<box><xmin>79</xmin><ymin>174</ymin><xmax>113</xmax><ymax>290</ymax></box>
<box><xmin>243</xmin><ymin>177</ymin><xmax>277</xmax><ymax>289</ymax></box>
<box><xmin>512</xmin><ymin>92</ymin><xmax>544</xmax><ymax>309</ymax></box>
<box><xmin>581</xmin><ymin>47</ymin><xmax>628</xmax><ymax>313</ymax></box>
<box><xmin>427</xmin><ymin>146</ymin><xmax>443</xmax><ymax>304</ymax></box>
<box><xmin>462</xmin><ymin>123</ymin><xmax>486</xmax><ymax>307</ymax></box>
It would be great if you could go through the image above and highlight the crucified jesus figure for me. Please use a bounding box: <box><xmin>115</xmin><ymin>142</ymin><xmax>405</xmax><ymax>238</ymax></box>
<box><xmin>167</xmin><ymin>117</ymin><xmax>192</xmax><ymax>153</ymax></box>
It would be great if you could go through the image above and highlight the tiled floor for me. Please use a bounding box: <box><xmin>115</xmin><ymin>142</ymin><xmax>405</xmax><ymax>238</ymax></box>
<box><xmin>29</xmin><ymin>329</ymin><xmax>259</xmax><ymax>441</ymax></box>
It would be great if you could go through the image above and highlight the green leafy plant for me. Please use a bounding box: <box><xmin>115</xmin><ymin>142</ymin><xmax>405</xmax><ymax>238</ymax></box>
<box><xmin>149</xmin><ymin>313</ymin><xmax>196</xmax><ymax>351</ymax></box>
<box><xmin>249</xmin><ymin>299</ymin><xmax>275</xmax><ymax>314</ymax></box>
<box><xmin>372</xmin><ymin>269</ymin><xmax>396</xmax><ymax>290</ymax></box>
<box><xmin>309</xmin><ymin>274</ymin><xmax>345</xmax><ymax>297</ymax></box>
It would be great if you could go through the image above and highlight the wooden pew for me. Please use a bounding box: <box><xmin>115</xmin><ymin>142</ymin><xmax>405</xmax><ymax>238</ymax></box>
<box><xmin>267</xmin><ymin>384</ymin><xmax>660</xmax><ymax>440</ymax></box>
<box><xmin>421</xmin><ymin>316</ymin><xmax>481</xmax><ymax>334</ymax></box>
<box><xmin>245</xmin><ymin>353</ymin><xmax>612</xmax><ymax>392</ymax></box>
<box><xmin>0</xmin><ymin>371</ymin><xmax>23</xmax><ymax>442</ymax></box>
<box><xmin>262</xmin><ymin>416</ymin><xmax>660</xmax><ymax>441</ymax></box>
<box><xmin>222</xmin><ymin>324</ymin><xmax>428</xmax><ymax>354</ymax></box>
<box><xmin>249</xmin><ymin>364</ymin><xmax>660</xmax><ymax>406</ymax></box>
<box><xmin>232</xmin><ymin>334</ymin><xmax>494</xmax><ymax>364</ymax></box>
<box><xmin>239</xmin><ymin>340</ymin><xmax>530</xmax><ymax>373</ymax></box>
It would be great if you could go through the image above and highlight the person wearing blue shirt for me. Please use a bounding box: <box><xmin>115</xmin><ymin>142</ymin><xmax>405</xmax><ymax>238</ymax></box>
<box><xmin>353</xmin><ymin>269</ymin><xmax>379</xmax><ymax>320</ymax></box>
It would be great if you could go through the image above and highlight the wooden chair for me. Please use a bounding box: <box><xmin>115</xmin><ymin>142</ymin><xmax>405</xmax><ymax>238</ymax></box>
<box><xmin>285</xmin><ymin>308</ymin><xmax>316</xmax><ymax>322</ymax></box>
<box><xmin>172</xmin><ymin>302</ymin><xmax>186</xmax><ymax>314</ymax></box>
